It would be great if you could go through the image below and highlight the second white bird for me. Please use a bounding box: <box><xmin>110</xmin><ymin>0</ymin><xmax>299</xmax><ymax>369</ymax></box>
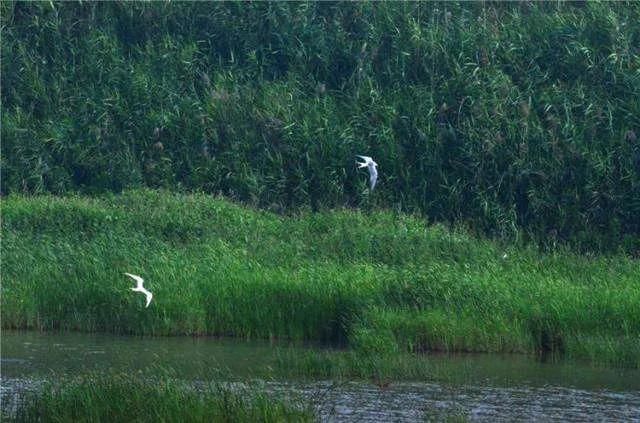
<box><xmin>356</xmin><ymin>155</ymin><xmax>378</xmax><ymax>191</ymax></box>
<box><xmin>125</xmin><ymin>273</ymin><xmax>153</xmax><ymax>308</ymax></box>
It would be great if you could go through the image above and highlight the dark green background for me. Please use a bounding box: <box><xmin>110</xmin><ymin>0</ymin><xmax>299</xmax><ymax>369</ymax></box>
<box><xmin>2</xmin><ymin>1</ymin><xmax>639</xmax><ymax>251</ymax></box>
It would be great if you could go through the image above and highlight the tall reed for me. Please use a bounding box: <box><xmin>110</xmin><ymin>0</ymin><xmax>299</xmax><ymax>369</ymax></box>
<box><xmin>2</xmin><ymin>2</ymin><xmax>639</xmax><ymax>251</ymax></box>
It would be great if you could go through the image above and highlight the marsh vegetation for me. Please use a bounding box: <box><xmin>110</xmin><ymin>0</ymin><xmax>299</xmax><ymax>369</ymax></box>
<box><xmin>3</xmin><ymin>2</ymin><xmax>639</xmax><ymax>251</ymax></box>
<box><xmin>2</xmin><ymin>2</ymin><xmax>639</xmax><ymax>420</ymax></box>
<box><xmin>3</xmin><ymin>191</ymin><xmax>639</xmax><ymax>367</ymax></box>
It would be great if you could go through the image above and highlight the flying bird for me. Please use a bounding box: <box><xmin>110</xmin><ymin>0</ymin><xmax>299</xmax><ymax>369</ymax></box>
<box><xmin>356</xmin><ymin>155</ymin><xmax>378</xmax><ymax>191</ymax></box>
<box><xmin>124</xmin><ymin>273</ymin><xmax>153</xmax><ymax>308</ymax></box>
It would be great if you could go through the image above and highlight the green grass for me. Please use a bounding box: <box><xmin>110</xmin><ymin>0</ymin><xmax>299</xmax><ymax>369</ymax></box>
<box><xmin>8</xmin><ymin>372</ymin><xmax>313</xmax><ymax>423</ymax></box>
<box><xmin>2</xmin><ymin>190</ymin><xmax>639</xmax><ymax>367</ymax></box>
<box><xmin>2</xmin><ymin>2</ymin><xmax>640</xmax><ymax>251</ymax></box>
<box><xmin>5</xmin><ymin>370</ymin><xmax>470</xmax><ymax>422</ymax></box>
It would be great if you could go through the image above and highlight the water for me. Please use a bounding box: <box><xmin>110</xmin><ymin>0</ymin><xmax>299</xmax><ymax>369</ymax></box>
<box><xmin>2</xmin><ymin>331</ymin><xmax>639</xmax><ymax>422</ymax></box>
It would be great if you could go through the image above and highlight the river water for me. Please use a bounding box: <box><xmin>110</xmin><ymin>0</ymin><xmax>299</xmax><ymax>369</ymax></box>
<box><xmin>2</xmin><ymin>331</ymin><xmax>639</xmax><ymax>421</ymax></box>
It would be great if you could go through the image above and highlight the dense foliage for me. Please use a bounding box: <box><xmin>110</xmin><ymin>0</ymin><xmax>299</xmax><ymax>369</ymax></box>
<box><xmin>3</xmin><ymin>191</ymin><xmax>639</xmax><ymax>367</ymax></box>
<box><xmin>2</xmin><ymin>2</ymin><xmax>639</xmax><ymax>250</ymax></box>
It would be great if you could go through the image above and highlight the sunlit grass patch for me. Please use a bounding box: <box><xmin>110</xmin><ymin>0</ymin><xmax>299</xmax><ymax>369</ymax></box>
<box><xmin>2</xmin><ymin>190</ymin><xmax>639</xmax><ymax>367</ymax></box>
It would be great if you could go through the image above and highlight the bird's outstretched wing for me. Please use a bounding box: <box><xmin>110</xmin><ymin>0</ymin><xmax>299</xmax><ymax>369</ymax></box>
<box><xmin>143</xmin><ymin>290</ymin><xmax>153</xmax><ymax>308</ymax></box>
<box><xmin>125</xmin><ymin>273</ymin><xmax>144</xmax><ymax>285</ymax></box>
<box><xmin>369</xmin><ymin>165</ymin><xmax>378</xmax><ymax>191</ymax></box>
<box><xmin>356</xmin><ymin>155</ymin><xmax>373</xmax><ymax>163</ymax></box>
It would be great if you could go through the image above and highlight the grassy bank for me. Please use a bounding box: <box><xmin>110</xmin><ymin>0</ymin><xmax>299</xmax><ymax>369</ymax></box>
<box><xmin>3</xmin><ymin>2</ymin><xmax>640</xmax><ymax>251</ymax></box>
<box><xmin>2</xmin><ymin>190</ymin><xmax>639</xmax><ymax>367</ymax></box>
<box><xmin>7</xmin><ymin>373</ymin><xmax>313</xmax><ymax>422</ymax></box>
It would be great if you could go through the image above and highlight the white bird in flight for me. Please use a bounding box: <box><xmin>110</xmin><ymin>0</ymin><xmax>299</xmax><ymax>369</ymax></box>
<box><xmin>356</xmin><ymin>155</ymin><xmax>378</xmax><ymax>191</ymax></box>
<box><xmin>124</xmin><ymin>273</ymin><xmax>153</xmax><ymax>308</ymax></box>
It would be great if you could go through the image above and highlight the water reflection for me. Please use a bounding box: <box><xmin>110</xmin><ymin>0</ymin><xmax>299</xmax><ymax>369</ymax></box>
<box><xmin>2</xmin><ymin>331</ymin><xmax>639</xmax><ymax>422</ymax></box>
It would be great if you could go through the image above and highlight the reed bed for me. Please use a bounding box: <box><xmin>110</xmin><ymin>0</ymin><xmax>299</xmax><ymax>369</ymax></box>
<box><xmin>2</xmin><ymin>2</ymin><xmax>639</xmax><ymax>251</ymax></box>
<box><xmin>3</xmin><ymin>190</ymin><xmax>639</xmax><ymax>367</ymax></box>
